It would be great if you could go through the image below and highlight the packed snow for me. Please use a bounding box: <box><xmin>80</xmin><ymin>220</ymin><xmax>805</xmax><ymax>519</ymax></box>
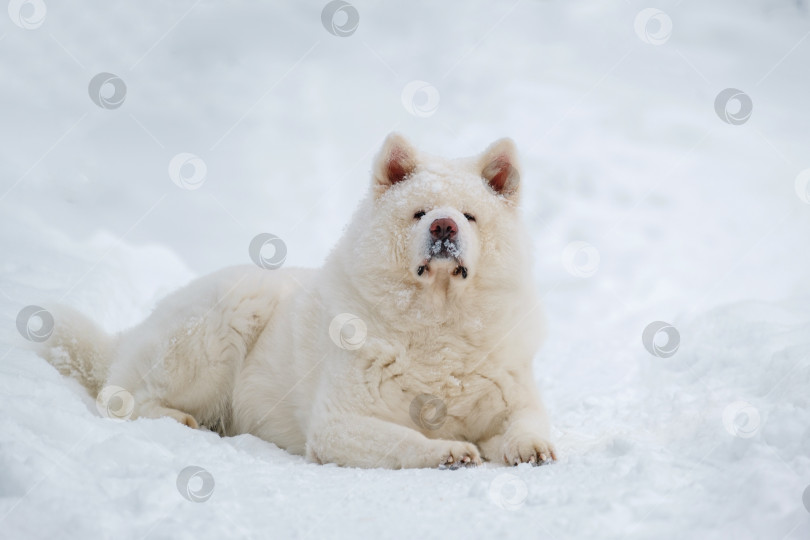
<box><xmin>2</xmin><ymin>1</ymin><xmax>809</xmax><ymax>538</ymax></box>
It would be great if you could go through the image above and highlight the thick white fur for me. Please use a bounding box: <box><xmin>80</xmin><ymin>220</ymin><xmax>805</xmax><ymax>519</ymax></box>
<box><xmin>37</xmin><ymin>133</ymin><xmax>556</xmax><ymax>469</ymax></box>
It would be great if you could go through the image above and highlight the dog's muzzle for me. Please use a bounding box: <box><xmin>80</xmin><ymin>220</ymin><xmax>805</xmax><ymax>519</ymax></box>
<box><xmin>417</xmin><ymin>217</ymin><xmax>468</xmax><ymax>279</ymax></box>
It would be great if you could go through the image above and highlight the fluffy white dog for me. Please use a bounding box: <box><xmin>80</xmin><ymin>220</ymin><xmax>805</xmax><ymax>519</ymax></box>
<box><xmin>38</xmin><ymin>133</ymin><xmax>556</xmax><ymax>469</ymax></box>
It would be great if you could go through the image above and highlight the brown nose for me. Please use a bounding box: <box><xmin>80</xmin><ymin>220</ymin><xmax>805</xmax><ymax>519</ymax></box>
<box><xmin>430</xmin><ymin>218</ymin><xmax>458</xmax><ymax>241</ymax></box>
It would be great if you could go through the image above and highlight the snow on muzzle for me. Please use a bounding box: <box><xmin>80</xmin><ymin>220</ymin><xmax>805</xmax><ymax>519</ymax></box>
<box><xmin>416</xmin><ymin>215</ymin><xmax>468</xmax><ymax>279</ymax></box>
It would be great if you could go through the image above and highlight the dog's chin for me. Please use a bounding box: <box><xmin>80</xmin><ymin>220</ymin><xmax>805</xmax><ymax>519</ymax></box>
<box><xmin>415</xmin><ymin>255</ymin><xmax>468</xmax><ymax>281</ymax></box>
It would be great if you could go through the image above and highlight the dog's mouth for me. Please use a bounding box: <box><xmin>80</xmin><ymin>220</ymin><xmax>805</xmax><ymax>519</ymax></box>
<box><xmin>429</xmin><ymin>239</ymin><xmax>460</xmax><ymax>259</ymax></box>
<box><xmin>417</xmin><ymin>240</ymin><xmax>468</xmax><ymax>279</ymax></box>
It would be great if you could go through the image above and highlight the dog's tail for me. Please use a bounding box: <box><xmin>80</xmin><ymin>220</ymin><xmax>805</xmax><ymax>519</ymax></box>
<box><xmin>33</xmin><ymin>305</ymin><xmax>115</xmax><ymax>395</ymax></box>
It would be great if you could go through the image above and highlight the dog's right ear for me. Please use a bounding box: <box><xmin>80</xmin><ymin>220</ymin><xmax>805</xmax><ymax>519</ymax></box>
<box><xmin>372</xmin><ymin>133</ymin><xmax>417</xmax><ymax>193</ymax></box>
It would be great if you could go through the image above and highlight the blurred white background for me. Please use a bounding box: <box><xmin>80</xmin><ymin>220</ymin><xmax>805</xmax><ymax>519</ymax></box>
<box><xmin>1</xmin><ymin>1</ymin><xmax>809</xmax><ymax>538</ymax></box>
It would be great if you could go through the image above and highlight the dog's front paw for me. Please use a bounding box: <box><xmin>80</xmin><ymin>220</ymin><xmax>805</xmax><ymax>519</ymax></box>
<box><xmin>503</xmin><ymin>435</ymin><xmax>557</xmax><ymax>466</ymax></box>
<box><xmin>438</xmin><ymin>442</ymin><xmax>482</xmax><ymax>470</ymax></box>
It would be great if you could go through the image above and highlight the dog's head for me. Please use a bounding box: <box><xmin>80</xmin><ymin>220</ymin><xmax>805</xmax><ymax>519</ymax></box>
<box><xmin>345</xmin><ymin>133</ymin><xmax>529</xmax><ymax>296</ymax></box>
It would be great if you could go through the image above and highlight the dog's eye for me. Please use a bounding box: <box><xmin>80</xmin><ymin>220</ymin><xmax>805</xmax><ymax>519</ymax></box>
<box><xmin>414</xmin><ymin>211</ymin><xmax>426</xmax><ymax>220</ymax></box>
<box><xmin>463</xmin><ymin>213</ymin><xmax>476</xmax><ymax>222</ymax></box>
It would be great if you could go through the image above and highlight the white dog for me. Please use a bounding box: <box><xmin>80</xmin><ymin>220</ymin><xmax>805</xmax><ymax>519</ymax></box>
<box><xmin>38</xmin><ymin>133</ymin><xmax>556</xmax><ymax>469</ymax></box>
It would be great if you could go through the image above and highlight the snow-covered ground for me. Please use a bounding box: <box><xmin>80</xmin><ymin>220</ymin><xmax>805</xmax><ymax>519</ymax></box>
<box><xmin>2</xmin><ymin>1</ymin><xmax>809</xmax><ymax>538</ymax></box>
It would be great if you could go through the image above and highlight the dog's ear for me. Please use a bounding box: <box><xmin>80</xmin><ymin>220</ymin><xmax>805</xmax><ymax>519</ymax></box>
<box><xmin>373</xmin><ymin>132</ymin><xmax>417</xmax><ymax>192</ymax></box>
<box><xmin>479</xmin><ymin>138</ymin><xmax>520</xmax><ymax>199</ymax></box>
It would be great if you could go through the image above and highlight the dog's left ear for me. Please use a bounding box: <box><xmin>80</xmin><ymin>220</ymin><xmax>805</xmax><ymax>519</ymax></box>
<box><xmin>372</xmin><ymin>132</ymin><xmax>418</xmax><ymax>194</ymax></box>
<box><xmin>479</xmin><ymin>138</ymin><xmax>520</xmax><ymax>200</ymax></box>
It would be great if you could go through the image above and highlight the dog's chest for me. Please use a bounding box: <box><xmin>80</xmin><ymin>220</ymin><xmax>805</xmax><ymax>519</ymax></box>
<box><xmin>361</xmin><ymin>331</ymin><xmax>507</xmax><ymax>433</ymax></box>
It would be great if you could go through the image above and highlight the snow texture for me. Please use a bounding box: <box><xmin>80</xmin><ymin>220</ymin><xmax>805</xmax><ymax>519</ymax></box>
<box><xmin>1</xmin><ymin>1</ymin><xmax>810</xmax><ymax>539</ymax></box>
<box><xmin>428</xmin><ymin>239</ymin><xmax>461</xmax><ymax>259</ymax></box>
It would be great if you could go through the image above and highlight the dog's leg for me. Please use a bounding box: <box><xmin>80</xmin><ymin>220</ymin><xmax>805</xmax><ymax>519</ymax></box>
<box><xmin>306</xmin><ymin>414</ymin><xmax>481</xmax><ymax>469</ymax></box>
<box><xmin>479</xmin><ymin>403</ymin><xmax>557</xmax><ymax>466</ymax></box>
<box><xmin>133</xmin><ymin>400</ymin><xmax>200</xmax><ymax>429</ymax></box>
